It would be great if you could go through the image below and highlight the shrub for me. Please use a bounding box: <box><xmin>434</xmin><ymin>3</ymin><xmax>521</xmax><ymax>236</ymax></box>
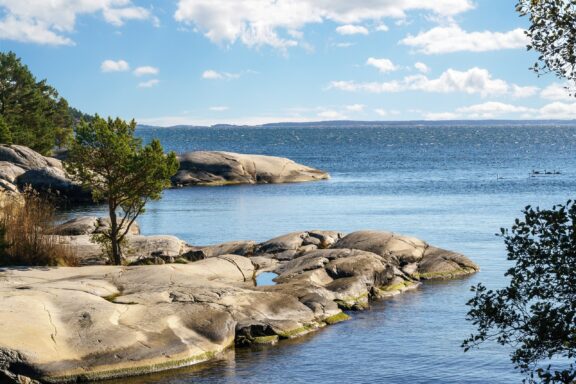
<box><xmin>0</xmin><ymin>188</ymin><xmax>77</xmax><ymax>266</ymax></box>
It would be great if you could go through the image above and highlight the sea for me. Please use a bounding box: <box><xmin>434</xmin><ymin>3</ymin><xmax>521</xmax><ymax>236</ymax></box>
<box><xmin>64</xmin><ymin>124</ymin><xmax>576</xmax><ymax>384</ymax></box>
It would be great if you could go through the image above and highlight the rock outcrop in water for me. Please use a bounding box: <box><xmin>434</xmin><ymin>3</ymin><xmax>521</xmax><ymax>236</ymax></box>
<box><xmin>0</xmin><ymin>226</ymin><xmax>479</xmax><ymax>383</ymax></box>
<box><xmin>0</xmin><ymin>145</ymin><xmax>91</xmax><ymax>202</ymax></box>
<box><xmin>172</xmin><ymin>151</ymin><xmax>329</xmax><ymax>186</ymax></box>
<box><xmin>0</xmin><ymin>145</ymin><xmax>329</xmax><ymax>201</ymax></box>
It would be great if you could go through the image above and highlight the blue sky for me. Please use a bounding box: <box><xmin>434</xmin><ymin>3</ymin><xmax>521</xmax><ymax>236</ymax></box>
<box><xmin>0</xmin><ymin>0</ymin><xmax>574</xmax><ymax>126</ymax></box>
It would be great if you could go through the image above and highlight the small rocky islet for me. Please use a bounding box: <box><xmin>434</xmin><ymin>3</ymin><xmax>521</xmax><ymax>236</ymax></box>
<box><xmin>0</xmin><ymin>145</ymin><xmax>479</xmax><ymax>383</ymax></box>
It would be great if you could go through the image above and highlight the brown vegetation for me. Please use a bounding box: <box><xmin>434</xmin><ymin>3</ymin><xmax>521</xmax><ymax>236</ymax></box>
<box><xmin>0</xmin><ymin>187</ymin><xmax>77</xmax><ymax>266</ymax></box>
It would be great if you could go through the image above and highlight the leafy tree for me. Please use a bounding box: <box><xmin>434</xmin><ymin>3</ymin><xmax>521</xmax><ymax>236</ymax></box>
<box><xmin>516</xmin><ymin>0</ymin><xmax>576</xmax><ymax>88</ymax></box>
<box><xmin>65</xmin><ymin>116</ymin><xmax>179</xmax><ymax>265</ymax></box>
<box><xmin>0</xmin><ymin>115</ymin><xmax>12</xmax><ymax>144</ymax></box>
<box><xmin>0</xmin><ymin>51</ymin><xmax>74</xmax><ymax>154</ymax></box>
<box><xmin>463</xmin><ymin>202</ymin><xmax>576</xmax><ymax>383</ymax></box>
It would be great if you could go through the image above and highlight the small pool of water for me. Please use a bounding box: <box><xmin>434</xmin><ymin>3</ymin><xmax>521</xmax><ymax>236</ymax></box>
<box><xmin>255</xmin><ymin>272</ymin><xmax>278</xmax><ymax>286</ymax></box>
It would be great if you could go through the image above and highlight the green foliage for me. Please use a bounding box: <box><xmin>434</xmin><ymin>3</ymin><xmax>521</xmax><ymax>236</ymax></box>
<box><xmin>65</xmin><ymin>116</ymin><xmax>179</xmax><ymax>265</ymax></box>
<box><xmin>0</xmin><ymin>51</ymin><xmax>74</xmax><ymax>154</ymax></box>
<box><xmin>463</xmin><ymin>201</ymin><xmax>576</xmax><ymax>384</ymax></box>
<box><xmin>0</xmin><ymin>115</ymin><xmax>12</xmax><ymax>145</ymax></box>
<box><xmin>517</xmin><ymin>0</ymin><xmax>576</xmax><ymax>87</ymax></box>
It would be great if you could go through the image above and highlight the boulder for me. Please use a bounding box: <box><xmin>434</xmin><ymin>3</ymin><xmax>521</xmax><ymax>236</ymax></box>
<box><xmin>16</xmin><ymin>168</ymin><xmax>91</xmax><ymax>201</ymax></box>
<box><xmin>51</xmin><ymin>217</ymin><xmax>140</xmax><ymax>236</ymax></box>
<box><xmin>172</xmin><ymin>151</ymin><xmax>329</xmax><ymax>187</ymax></box>
<box><xmin>183</xmin><ymin>240</ymin><xmax>256</xmax><ymax>261</ymax></box>
<box><xmin>254</xmin><ymin>230</ymin><xmax>344</xmax><ymax>259</ymax></box>
<box><xmin>0</xmin><ymin>145</ymin><xmax>88</xmax><ymax>202</ymax></box>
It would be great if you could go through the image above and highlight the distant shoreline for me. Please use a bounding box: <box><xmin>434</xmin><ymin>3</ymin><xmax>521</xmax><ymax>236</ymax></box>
<box><xmin>137</xmin><ymin>119</ymin><xmax>576</xmax><ymax>130</ymax></box>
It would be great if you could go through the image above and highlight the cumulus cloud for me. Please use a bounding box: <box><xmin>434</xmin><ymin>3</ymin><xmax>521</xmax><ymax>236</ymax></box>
<box><xmin>336</xmin><ymin>24</ymin><xmax>369</xmax><ymax>35</ymax></box>
<box><xmin>210</xmin><ymin>106</ymin><xmax>229</xmax><ymax>111</ymax></box>
<box><xmin>330</xmin><ymin>67</ymin><xmax>523</xmax><ymax>97</ymax></box>
<box><xmin>456</xmin><ymin>102</ymin><xmax>534</xmax><ymax>118</ymax></box>
<box><xmin>366</xmin><ymin>57</ymin><xmax>398</xmax><ymax>73</ymax></box>
<box><xmin>375</xmin><ymin>24</ymin><xmax>389</xmax><ymax>32</ymax></box>
<box><xmin>374</xmin><ymin>108</ymin><xmax>400</xmax><ymax>117</ymax></box>
<box><xmin>318</xmin><ymin>110</ymin><xmax>347</xmax><ymax>119</ymax></box>
<box><xmin>424</xmin><ymin>101</ymin><xmax>576</xmax><ymax>120</ymax></box>
<box><xmin>202</xmin><ymin>69</ymin><xmax>240</xmax><ymax>80</ymax></box>
<box><xmin>0</xmin><ymin>0</ymin><xmax>154</xmax><ymax>45</ymax></box>
<box><xmin>346</xmin><ymin>104</ymin><xmax>365</xmax><ymax>112</ymax></box>
<box><xmin>414</xmin><ymin>62</ymin><xmax>430</xmax><ymax>73</ymax></box>
<box><xmin>133</xmin><ymin>66</ymin><xmax>159</xmax><ymax>76</ymax></box>
<box><xmin>174</xmin><ymin>0</ymin><xmax>474</xmax><ymax>49</ymax></box>
<box><xmin>101</xmin><ymin>59</ymin><xmax>130</xmax><ymax>72</ymax></box>
<box><xmin>538</xmin><ymin>102</ymin><xmax>576</xmax><ymax>119</ymax></box>
<box><xmin>138</xmin><ymin>79</ymin><xmax>159</xmax><ymax>88</ymax></box>
<box><xmin>400</xmin><ymin>24</ymin><xmax>528</xmax><ymax>54</ymax></box>
<box><xmin>540</xmin><ymin>83</ymin><xmax>574</xmax><ymax>101</ymax></box>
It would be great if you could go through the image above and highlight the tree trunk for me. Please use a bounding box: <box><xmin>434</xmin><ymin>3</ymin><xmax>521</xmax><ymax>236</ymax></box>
<box><xmin>108</xmin><ymin>199</ymin><xmax>121</xmax><ymax>265</ymax></box>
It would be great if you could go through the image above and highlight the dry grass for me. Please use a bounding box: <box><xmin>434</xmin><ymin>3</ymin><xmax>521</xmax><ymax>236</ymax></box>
<box><xmin>0</xmin><ymin>187</ymin><xmax>78</xmax><ymax>266</ymax></box>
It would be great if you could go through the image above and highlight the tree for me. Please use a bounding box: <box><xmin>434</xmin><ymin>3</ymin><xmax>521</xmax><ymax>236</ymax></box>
<box><xmin>463</xmin><ymin>202</ymin><xmax>576</xmax><ymax>383</ymax></box>
<box><xmin>0</xmin><ymin>115</ymin><xmax>12</xmax><ymax>144</ymax></box>
<box><xmin>516</xmin><ymin>0</ymin><xmax>576</xmax><ymax>88</ymax></box>
<box><xmin>65</xmin><ymin>116</ymin><xmax>178</xmax><ymax>265</ymax></box>
<box><xmin>0</xmin><ymin>51</ymin><xmax>74</xmax><ymax>154</ymax></box>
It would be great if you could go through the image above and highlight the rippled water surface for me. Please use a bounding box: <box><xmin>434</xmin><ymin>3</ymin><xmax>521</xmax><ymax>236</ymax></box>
<box><xmin>66</xmin><ymin>125</ymin><xmax>576</xmax><ymax>383</ymax></box>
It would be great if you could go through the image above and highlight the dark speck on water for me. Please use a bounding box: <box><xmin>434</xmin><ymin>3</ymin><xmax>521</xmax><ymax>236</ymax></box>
<box><xmin>66</xmin><ymin>125</ymin><xmax>576</xmax><ymax>384</ymax></box>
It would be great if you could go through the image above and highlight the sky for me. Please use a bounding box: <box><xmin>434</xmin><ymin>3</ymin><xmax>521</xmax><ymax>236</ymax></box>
<box><xmin>0</xmin><ymin>0</ymin><xmax>574</xmax><ymax>126</ymax></box>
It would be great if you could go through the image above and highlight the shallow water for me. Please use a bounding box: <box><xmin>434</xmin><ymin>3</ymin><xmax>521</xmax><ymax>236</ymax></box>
<box><xmin>65</xmin><ymin>125</ymin><xmax>576</xmax><ymax>383</ymax></box>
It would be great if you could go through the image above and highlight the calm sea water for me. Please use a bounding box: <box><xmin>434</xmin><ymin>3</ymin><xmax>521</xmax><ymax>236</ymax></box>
<box><xmin>66</xmin><ymin>125</ymin><xmax>576</xmax><ymax>383</ymax></box>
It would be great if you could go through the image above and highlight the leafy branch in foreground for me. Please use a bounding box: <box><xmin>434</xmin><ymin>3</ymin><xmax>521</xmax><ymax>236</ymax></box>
<box><xmin>517</xmin><ymin>0</ymin><xmax>576</xmax><ymax>91</ymax></box>
<box><xmin>463</xmin><ymin>202</ymin><xmax>576</xmax><ymax>384</ymax></box>
<box><xmin>65</xmin><ymin>116</ymin><xmax>178</xmax><ymax>265</ymax></box>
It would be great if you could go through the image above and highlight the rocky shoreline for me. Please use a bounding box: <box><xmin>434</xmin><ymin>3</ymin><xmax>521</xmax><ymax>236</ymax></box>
<box><xmin>0</xmin><ymin>145</ymin><xmax>330</xmax><ymax>202</ymax></box>
<box><xmin>0</xmin><ymin>224</ymin><xmax>479</xmax><ymax>383</ymax></box>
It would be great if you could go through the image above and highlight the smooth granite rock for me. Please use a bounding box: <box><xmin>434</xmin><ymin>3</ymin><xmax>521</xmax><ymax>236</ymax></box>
<box><xmin>172</xmin><ymin>151</ymin><xmax>329</xmax><ymax>187</ymax></box>
<box><xmin>0</xmin><ymin>145</ymin><xmax>90</xmax><ymax>202</ymax></box>
<box><xmin>0</xmin><ymin>229</ymin><xmax>479</xmax><ymax>383</ymax></box>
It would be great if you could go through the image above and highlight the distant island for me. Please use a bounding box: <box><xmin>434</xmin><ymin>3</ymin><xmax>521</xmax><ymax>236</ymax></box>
<box><xmin>138</xmin><ymin>119</ymin><xmax>576</xmax><ymax>130</ymax></box>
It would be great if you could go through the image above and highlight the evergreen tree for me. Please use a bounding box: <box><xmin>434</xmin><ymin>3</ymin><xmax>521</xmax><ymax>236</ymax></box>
<box><xmin>65</xmin><ymin>116</ymin><xmax>179</xmax><ymax>265</ymax></box>
<box><xmin>0</xmin><ymin>51</ymin><xmax>74</xmax><ymax>154</ymax></box>
<box><xmin>0</xmin><ymin>115</ymin><xmax>12</xmax><ymax>145</ymax></box>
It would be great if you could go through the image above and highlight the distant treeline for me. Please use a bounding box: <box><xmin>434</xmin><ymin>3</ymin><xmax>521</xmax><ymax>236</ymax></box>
<box><xmin>0</xmin><ymin>51</ymin><xmax>93</xmax><ymax>155</ymax></box>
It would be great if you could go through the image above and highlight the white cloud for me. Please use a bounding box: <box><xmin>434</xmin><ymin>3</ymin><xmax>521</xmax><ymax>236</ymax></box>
<box><xmin>346</xmin><ymin>104</ymin><xmax>365</xmax><ymax>112</ymax></box>
<box><xmin>210</xmin><ymin>106</ymin><xmax>229</xmax><ymax>111</ymax></box>
<box><xmin>0</xmin><ymin>0</ymin><xmax>154</xmax><ymax>45</ymax></box>
<box><xmin>366</xmin><ymin>57</ymin><xmax>398</xmax><ymax>73</ymax></box>
<box><xmin>133</xmin><ymin>66</ymin><xmax>159</xmax><ymax>76</ymax></box>
<box><xmin>374</xmin><ymin>108</ymin><xmax>400</xmax><ymax>117</ymax></box>
<box><xmin>333</xmin><ymin>42</ymin><xmax>356</xmax><ymax>48</ymax></box>
<box><xmin>318</xmin><ymin>110</ymin><xmax>347</xmax><ymax>119</ymax></box>
<box><xmin>422</xmin><ymin>101</ymin><xmax>576</xmax><ymax>120</ymax></box>
<box><xmin>538</xmin><ymin>102</ymin><xmax>576</xmax><ymax>119</ymax></box>
<box><xmin>423</xmin><ymin>112</ymin><xmax>459</xmax><ymax>120</ymax></box>
<box><xmin>101</xmin><ymin>59</ymin><xmax>130</xmax><ymax>72</ymax></box>
<box><xmin>511</xmin><ymin>84</ymin><xmax>539</xmax><ymax>98</ymax></box>
<box><xmin>174</xmin><ymin>0</ymin><xmax>475</xmax><ymax>49</ymax></box>
<box><xmin>202</xmin><ymin>69</ymin><xmax>240</xmax><ymax>80</ymax></box>
<box><xmin>375</xmin><ymin>24</ymin><xmax>389</xmax><ymax>32</ymax></box>
<box><xmin>414</xmin><ymin>62</ymin><xmax>430</xmax><ymax>73</ymax></box>
<box><xmin>336</xmin><ymin>24</ymin><xmax>369</xmax><ymax>35</ymax></box>
<box><xmin>540</xmin><ymin>83</ymin><xmax>574</xmax><ymax>101</ymax></box>
<box><xmin>330</xmin><ymin>67</ymin><xmax>521</xmax><ymax>97</ymax></box>
<box><xmin>456</xmin><ymin>102</ymin><xmax>534</xmax><ymax>118</ymax></box>
<box><xmin>138</xmin><ymin>79</ymin><xmax>159</xmax><ymax>88</ymax></box>
<box><xmin>400</xmin><ymin>24</ymin><xmax>528</xmax><ymax>54</ymax></box>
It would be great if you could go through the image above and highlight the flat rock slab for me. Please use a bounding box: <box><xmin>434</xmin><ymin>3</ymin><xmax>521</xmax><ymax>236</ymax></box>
<box><xmin>0</xmin><ymin>229</ymin><xmax>479</xmax><ymax>383</ymax></box>
<box><xmin>172</xmin><ymin>151</ymin><xmax>329</xmax><ymax>186</ymax></box>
